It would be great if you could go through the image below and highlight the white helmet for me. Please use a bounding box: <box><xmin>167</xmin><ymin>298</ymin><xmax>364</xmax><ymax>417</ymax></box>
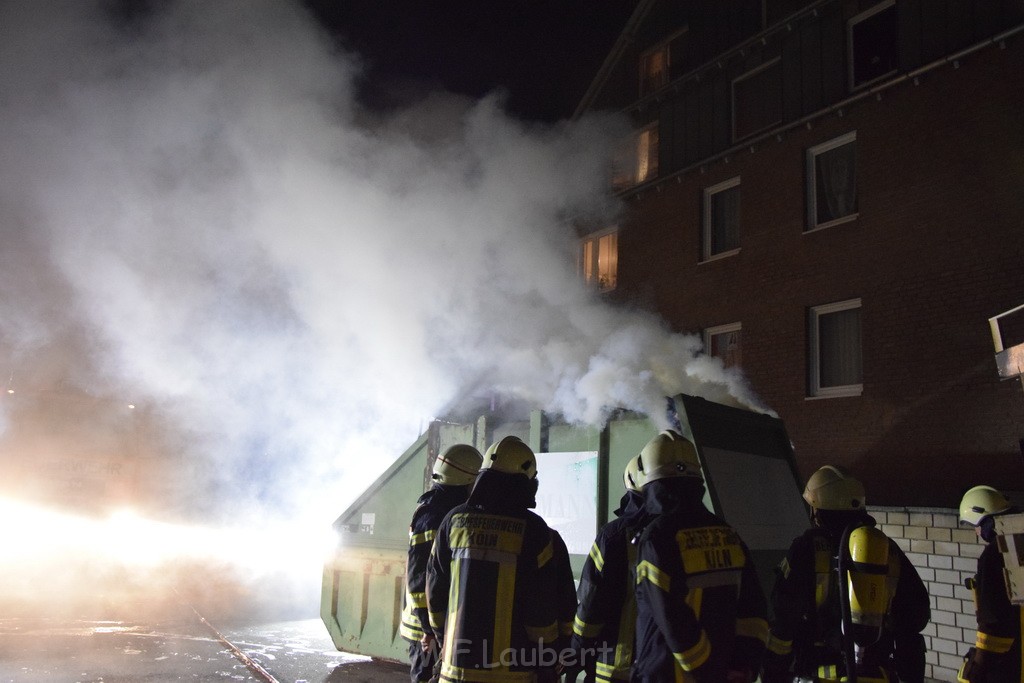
<box><xmin>959</xmin><ymin>485</ymin><xmax>1011</xmax><ymax>527</ymax></box>
<box><xmin>802</xmin><ymin>465</ymin><xmax>866</xmax><ymax>511</ymax></box>
<box><xmin>623</xmin><ymin>455</ymin><xmax>643</xmax><ymax>493</ymax></box>
<box><xmin>431</xmin><ymin>444</ymin><xmax>483</xmax><ymax>486</ymax></box>
<box><xmin>636</xmin><ymin>430</ymin><xmax>702</xmax><ymax>484</ymax></box>
<box><xmin>481</xmin><ymin>436</ymin><xmax>537</xmax><ymax>480</ymax></box>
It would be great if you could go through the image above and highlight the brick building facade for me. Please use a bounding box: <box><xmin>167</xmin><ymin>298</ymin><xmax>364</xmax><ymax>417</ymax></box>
<box><xmin>871</xmin><ymin>506</ymin><xmax>984</xmax><ymax>680</ymax></box>
<box><xmin>577</xmin><ymin>0</ymin><xmax>1024</xmax><ymax>507</ymax></box>
<box><xmin>575</xmin><ymin>2</ymin><xmax>1024</xmax><ymax>679</ymax></box>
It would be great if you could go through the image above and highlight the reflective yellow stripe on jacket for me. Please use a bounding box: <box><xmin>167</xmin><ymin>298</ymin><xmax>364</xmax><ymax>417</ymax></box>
<box><xmin>673</xmin><ymin>630</ymin><xmax>711</xmax><ymax>671</ymax></box>
<box><xmin>766</xmin><ymin>634</ymin><xmax>792</xmax><ymax>656</ymax></box>
<box><xmin>976</xmin><ymin>630</ymin><xmax>1015</xmax><ymax>653</ymax></box>
<box><xmin>636</xmin><ymin>560</ymin><xmax>671</xmax><ymax>592</ymax></box>
<box><xmin>602</xmin><ymin>540</ymin><xmax>639</xmax><ymax>681</ymax></box>
<box><xmin>399</xmin><ymin>589</ymin><xmax>429</xmax><ymax>640</ymax></box>
<box><xmin>736</xmin><ymin>616</ymin><xmax>769</xmax><ymax>645</ymax></box>
<box><xmin>411</xmin><ymin>529</ymin><xmax>436</xmax><ymax>547</ymax></box>
<box><xmin>440</xmin><ymin>662</ymin><xmax>536</xmax><ymax>683</ymax></box>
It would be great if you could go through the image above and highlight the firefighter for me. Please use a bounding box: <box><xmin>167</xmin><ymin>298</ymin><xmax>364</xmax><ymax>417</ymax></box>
<box><xmin>631</xmin><ymin>430</ymin><xmax>769</xmax><ymax>682</ymax></box>
<box><xmin>426</xmin><ymin>435</ymin><xmax>561</xmax><ymax>683</ymax></box>
<box><xmin>570</xmin><ymin>455</ymin><xmax>651</xmax><ymax>683</ymax></box>
<box><xmin>762</xmin><ymin>465</ymin><xmax>931</xmax><ymax>683</ymax></box>
<box><xmin>958</xmin><ymin>484</ymin><xmax>1021</xmax><ymax>683</ymax></box>
<box><xmin>401</xmin><ymin>444</ymin><xmax>483</xmax><ymax>683</ymax></box>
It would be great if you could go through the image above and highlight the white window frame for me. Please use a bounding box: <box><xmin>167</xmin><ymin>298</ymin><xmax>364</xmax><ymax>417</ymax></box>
<box><xmin>635</xmin><ymin>122</ymin><xmax>659</xmax><ymax>185</ymax></box>
<box><xmin>704</xmin><ymin>322</ymin><xmax>742</xmax><ymax>369</ymax></box>
<box><xmin>847</xmin><ymin>0</ymin><xmax>897</xmax><ymax>91</ymax></box>
<box><xmin>806</xmin><ymin>131</ymin><xmax>858</xmax><ymax>232</ymax></box>
<box><xmin>808</xmin><ymin>298</ymin><xmax>863</xmax><ymax>399</ymax></box>
<box><xmin>579</xmin><ymin>227</ymin><xmax>618</xmax><ymax>292</ymax></box>
<box><xmin>612</xmin><ymin>122</ymin><xmax>659</xmax><ymax>190</ymax></box>
<box><xmin>732</xmin><ymin>57</ymin><xmax>782</xmax><ymax>142</ymax></box>
<box><xmin>702</xmin><ymin>176</ymin><xmax>742</xmax><ymax>262</ymax></box>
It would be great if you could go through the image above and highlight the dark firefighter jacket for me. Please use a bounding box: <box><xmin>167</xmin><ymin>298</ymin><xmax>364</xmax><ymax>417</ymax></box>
<box><xmin>632</xmin><ymin>479</ymin><xmax>769</xmax><ymax>682</ymax></box>
<box><xmin>550</xmin><ymin>528</ymin><xmax>578</xmax><ymax>654</ymax></box>
<box><xmin>572</xmin><ymin>490</ymin><xmax>650</xmax><ymax>682</ymax></box>
<box><xmin>401</xmin><ymin>484</ymin><xmax>472</xmax><ymax>643</ymax></box>
<box><xmin>426</xmin><ymin>469</ymin><xmax>560</xmax><ymax>683</ymax></box>
<box><xmin>764</xmin><ymin>514</ymin><xmax>931</xmax><ymax>683</ymax></box>
<box><xmin>965</xmin><ymin>517</ymin><xmax>1022</xmax><ymax>683</ymax></box>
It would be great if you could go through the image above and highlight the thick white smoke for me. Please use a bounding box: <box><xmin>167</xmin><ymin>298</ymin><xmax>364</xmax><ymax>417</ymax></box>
<box><xmin>0</xmin><ymin>0</ymin><xmax>766</xmax><ymax>535</ymax></box>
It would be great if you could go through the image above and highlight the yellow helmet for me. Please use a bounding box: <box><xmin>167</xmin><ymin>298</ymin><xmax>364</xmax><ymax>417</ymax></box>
<box><xmin>432</xmin><ymin>444</ymin><xmax>483</xmax><ymax>486</ymax></box>
<box><xmin>636</xmin><ymin>430</ymin><xmax>702</xmax><ymax>484</ymax></box>
<box><xmin>802</xmin><ymin>465</ymin><xmax>866</xmax><ymax>511</ymax></box>
<box><xmin>959</xmin><ymin>485</ymin><xmax>1011</xmax><ymax>526</ymax></box>
<box><xmin>623</xmin><ymin>455</ymin><xmax>643</xmax><ymax>493</ymax></box>
<box><xmin>481</xmin><ymin>436</ymin><xmax>537</xmax><ymax>479</ymax></box>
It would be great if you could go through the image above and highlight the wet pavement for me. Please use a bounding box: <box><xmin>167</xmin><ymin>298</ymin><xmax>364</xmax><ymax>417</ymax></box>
<box><xmin>0</xmin><ymin>611</ymin><xmax>409</xmax><ymax>683</ymax></box>
<box><xmin>0</xmin><ymin>539</ymin><xmax>411</xmax><ymax>683</ymax></box>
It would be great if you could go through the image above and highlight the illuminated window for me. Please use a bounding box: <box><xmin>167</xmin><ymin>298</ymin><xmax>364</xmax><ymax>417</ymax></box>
<box><xmin>580</xmin><ymin>229</ymin><xmax>618</xmax><ymax>292</ymax></box>
<box><xmin>612</xmin><ymin>123</ymin><xmax>659</xmax><ymax>189</ymax></box>
<box><xmin>640</xmin><ymin>45</ymin><xmax>668</xmax><ymax>96</ymax></box>
<box><xmin>733</xmin><ymin>58</ymin><xmax>782</xmax><ymax>141</ymax></box>
<box><xmin>639</xmin><ymin>29</ymin><xmax>687</xmax><ymax>97</ymax></box>
<box><xmin>702</xmin><ymin>177</ymin><xmax>741</xmax><ymax>261</ymax></box>
<box><xmin>849</xmin><ymin>1</ymin><xmax>897</xmax><ymax>90</ymax></box>
<box><xmin>704</xmin><ymin>323</ymin><xmax>742</xmax><ymax>369</ymax></box>
<box><xmin>809</xmin><ymin>299</ymin><xmax>862</xmax><ymax>398</ymax></box>
<box><xmin>807</xmin><ymin>131</ymin><xmax>858</xmax><ymax>231</ymax></box>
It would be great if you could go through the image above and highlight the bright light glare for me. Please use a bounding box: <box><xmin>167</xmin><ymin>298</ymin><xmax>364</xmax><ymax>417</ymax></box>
<box><xmin>0</xmin><ymin>495</ymin><xmax>337</xmax><ymax>576</ymax></box>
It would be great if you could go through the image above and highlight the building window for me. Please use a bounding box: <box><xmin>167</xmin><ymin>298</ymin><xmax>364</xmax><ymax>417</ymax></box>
<box><xmin>733</xmin><ymin>58</ymin><xmax>782</xmax><ymax>141</ymax></box>
<box><xmin>848</xmin><ymin>1</ymin><xmax>897</xmax><ymax>90</ymax></box>
<box><xmin>807</xmin><ymin>131</ymin><xmax>858</xmax><ymax>231</ymax></box>
<box><xmin>639</xmin><ymin>29</ymin><xmax>688</xmax><ymax>97</ymax></box>
<box><xmin>809</xmin><ymin>299</ymin><xmax>863</xmax><ymax>398</ymax></box>
<box><xmin>640</xmin><ymin>44</ymin><xmax>669</xmax><ymax>96</ymax></box>
<box><xmin>705</xmin><ymin>323</ymin><xmax>742</xmax><ymax>369</ymax></box>
<box><xmin>612</xmin><ymin>123</ymin><xmax>659</xmax><ymax>189</ymax></box>
<box><xmin>580</xmin><ymin>229</ymin><xmax>618</xmax><ymax>292</ymax></box>
<box><xmin>702</xmin><ymin>177</ymin><xmax>741</xmax><ymax>261</ymax></box>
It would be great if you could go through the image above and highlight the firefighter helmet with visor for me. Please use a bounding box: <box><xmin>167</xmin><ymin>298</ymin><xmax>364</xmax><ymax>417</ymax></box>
<box><xmin>802</xmin><ymin>465</ymin><xmax>866</xmax><ymax>511</ymax></box>
<box><xmin>623</xmin><ymin>455</ymin><xmax>643</xmax><ymax>493</ymax></box>
<box><xmin>959</xmin><ymin>485</ymin><xmax>1011</xmax><ymax>527</ymax></box>
<box><xmin>481</xmin><ymin>436</ymin><xmax>537</xmax><ymax>480</ymax></box>
<box><xmin>636</xmin><ymin>430</ymin><xmax>702</xmax><ymax>484</ymax></box>
<box><xmin>431</xmin><ymin>444</ymin><xmax>483</xmax><ymax>487</ymax></box>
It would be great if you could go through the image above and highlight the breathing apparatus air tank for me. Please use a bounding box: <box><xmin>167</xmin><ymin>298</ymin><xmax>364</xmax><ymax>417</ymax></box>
<box><xmin>836</xmin><ymin>523</ymin><xmax>897</xmax><ymax>683</ymax></box>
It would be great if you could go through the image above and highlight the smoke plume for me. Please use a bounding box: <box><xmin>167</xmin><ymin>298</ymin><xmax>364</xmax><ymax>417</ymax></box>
<box><xmin>0</xmin><ymin>1</ymin><xmax>765</xmax><ymax>541</ymax></box>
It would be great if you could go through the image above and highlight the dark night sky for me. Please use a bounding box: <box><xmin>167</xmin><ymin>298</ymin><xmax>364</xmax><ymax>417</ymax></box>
<box><xmin>303</xmin><ymin>0</ymin><xmax>639</xmax><ymax>122</ymax></box>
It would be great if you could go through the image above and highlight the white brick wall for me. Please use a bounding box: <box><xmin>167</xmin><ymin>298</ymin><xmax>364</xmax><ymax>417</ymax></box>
<box><xmin>869</xmin><ymin>506</ymin><xmax>981</xmax><ymax>682</ymax></box>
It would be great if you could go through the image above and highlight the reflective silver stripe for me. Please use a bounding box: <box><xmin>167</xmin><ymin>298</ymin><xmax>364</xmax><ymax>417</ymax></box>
<box><xmin>453</xmin><ymin>547</ymin><xmax>520</xmax><ymax>564</ymax></box>
<box><xmin>537</xmin><ymin>540</ymin><xmax>554</xmax><ymax>568</ymax></box>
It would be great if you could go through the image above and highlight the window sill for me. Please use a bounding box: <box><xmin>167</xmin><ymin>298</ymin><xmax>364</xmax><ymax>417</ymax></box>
<box><xmin>733</xmin><ymin>118</ymin><xmax>783</xmax><ymax>144</ymax></box>
<box><xmin>805</xmin><ymin>213</ymin><xmax>858</xmax><ymax>234</ymax></box>
<box><xmin>849</xmin><ymin>69</ymin><xmax>898</xmax><ymax>93</ymax></box>
<box><xmin>699</xmin><ymin>248</ymin><xmax>741</xmax><ymax>264</ymax></box>
<box><xmin>806</xmin><ymin>384</ymin><xmax>863</xmax><ymax>400</ymax></box>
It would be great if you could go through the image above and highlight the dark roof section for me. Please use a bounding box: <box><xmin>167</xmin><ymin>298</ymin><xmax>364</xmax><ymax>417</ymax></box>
<box><xmin>573</xmin><ymin>0</ymin><xmax>657</xmax><ymax>119</ymax></box>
